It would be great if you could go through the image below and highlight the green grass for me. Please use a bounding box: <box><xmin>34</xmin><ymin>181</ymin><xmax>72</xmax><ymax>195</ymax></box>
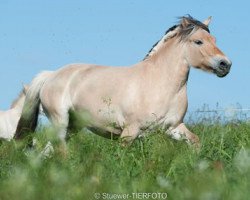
<box><xmin>1</xmin><ymin>122</ymin><xmax>250</xmax><ymax>200</ymax></box>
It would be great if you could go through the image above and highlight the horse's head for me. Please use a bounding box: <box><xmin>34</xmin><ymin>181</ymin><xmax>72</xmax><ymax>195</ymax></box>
<box><xmin>180</xmin><ymin>16</ymin><xmax>232</xmax><ymax>77</ymax></box>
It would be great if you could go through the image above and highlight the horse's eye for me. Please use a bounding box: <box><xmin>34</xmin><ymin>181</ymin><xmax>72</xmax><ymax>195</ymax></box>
<box><xmin>194</xmin><ymin>40</ymin><xmax>203</xmax><ymax>45</ymax></box>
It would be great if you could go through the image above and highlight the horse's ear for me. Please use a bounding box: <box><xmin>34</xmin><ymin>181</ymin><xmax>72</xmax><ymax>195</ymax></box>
<box><xmin>180</xmin><ymin>17</ymin><xmax>190</xmax><ymax>28</ymax></box>
<box><xmin>203</xmin><ymin>16</ymin><xmax>212</xmax><ymax>26</ymax></box>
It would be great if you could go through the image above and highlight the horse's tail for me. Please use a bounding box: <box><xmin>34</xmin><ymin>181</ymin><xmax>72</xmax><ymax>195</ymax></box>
<box><xmin>15</xmin><ymin>71</ymin><xmax>53</xmax><ymax>139</ymax></box>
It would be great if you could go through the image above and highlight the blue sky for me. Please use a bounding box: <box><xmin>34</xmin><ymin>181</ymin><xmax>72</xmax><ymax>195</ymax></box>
<box><xmin>0</xmin><ymin>1</ymin><xmax>249</xmax><ymax>112</ymax></box>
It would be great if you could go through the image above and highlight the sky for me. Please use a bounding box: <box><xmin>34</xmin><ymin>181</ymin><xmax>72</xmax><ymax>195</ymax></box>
<box><xmin>0</xmin><ymin>1</ymin><xmax>249</xmax><ymax>114</ymax></box>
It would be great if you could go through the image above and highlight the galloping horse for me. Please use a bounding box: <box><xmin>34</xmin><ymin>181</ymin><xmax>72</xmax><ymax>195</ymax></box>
<box><xmin>15</xmin><ymin>16</ymin><xmax>231</xmax><ymax>147</ymax></box>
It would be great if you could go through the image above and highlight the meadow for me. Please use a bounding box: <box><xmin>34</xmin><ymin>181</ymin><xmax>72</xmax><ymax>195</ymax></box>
<box><xmin>0</xmin><ymin>113</ymin><xmax>250</xmax><ymax>200</ymax></box>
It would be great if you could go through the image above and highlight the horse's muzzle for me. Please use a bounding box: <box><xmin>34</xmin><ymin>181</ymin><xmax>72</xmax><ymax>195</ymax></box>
<box><xmin>214</xmin><ymin>58</ymin><xmax>232</xmax><ymax>77</ymax></box>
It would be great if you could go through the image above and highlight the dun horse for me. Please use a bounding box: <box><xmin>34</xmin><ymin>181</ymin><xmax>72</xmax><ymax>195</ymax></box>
<box><xmin>15</xmin><ymin>16</ymin><xmax>231</xmax><ymax>147</ymax></box>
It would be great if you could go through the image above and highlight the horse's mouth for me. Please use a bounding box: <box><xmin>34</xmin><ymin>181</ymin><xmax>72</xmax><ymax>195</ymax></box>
<box><xmin>202</xmin><ymin>64</ymin><xmax>229</xmax><ymax>78</ymax></box>
<box><xmin>214</xmin><ymin>67</ymin><xmax>230</xmax><ymax>78</ymax></box>
<box><xmin>216</xmin><ymin>71</ymin><xmax>229</xmax><ymax>77</ymax></box>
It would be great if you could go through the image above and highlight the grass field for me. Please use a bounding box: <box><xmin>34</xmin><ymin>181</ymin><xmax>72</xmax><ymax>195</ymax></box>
<box><xmin>1</xmin><ymin>120</ymin><xmax>250</xmax><ymax>200</ymax></box>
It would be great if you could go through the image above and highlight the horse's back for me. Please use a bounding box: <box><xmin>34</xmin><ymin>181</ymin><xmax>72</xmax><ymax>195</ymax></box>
<box><xmin>40</xmin><ymin>63</ymin><xmax>129</xmax><ymax>107</ymax></box>
<box><xmin>43</xmin><ymin>63</ymin><xmax>133</xmax><ymax>94</ymax></box>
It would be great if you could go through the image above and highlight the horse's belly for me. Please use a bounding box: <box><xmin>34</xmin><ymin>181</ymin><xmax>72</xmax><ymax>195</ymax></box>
<box><xmin>72</xmin><ymin>105</ymin><xmax>125</xmax><ymax>135</ymax></box>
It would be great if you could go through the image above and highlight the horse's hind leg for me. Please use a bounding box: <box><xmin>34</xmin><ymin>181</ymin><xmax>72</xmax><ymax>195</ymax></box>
<box><xmin>49</xmin><ymin>111</ymin><xmax>69</xmax><ymax>155</ymax></box>
<box><xmin>66</xmin><ymin>110</ymin><xmax>82</xmax><ymax>140</ymax></box>
<box><xmin>48</xmin><ymin>111</ymin><xmax>66</xmax><ymax>138</ymax></box>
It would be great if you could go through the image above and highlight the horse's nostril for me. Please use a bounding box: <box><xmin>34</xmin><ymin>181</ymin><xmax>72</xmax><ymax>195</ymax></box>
<box><xmin>219</xmin><ymin>59</ymin><xmax>231</xmax><ymax>70</ymax></box>
<box><xmin>220</xmin><ymin>61</ymin><xmax>227</xmax><ymax>67</ymax></box>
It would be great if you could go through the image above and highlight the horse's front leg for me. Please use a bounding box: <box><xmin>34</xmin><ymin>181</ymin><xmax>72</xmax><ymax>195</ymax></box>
<box><xmin>168</xmin><ymin>123</ymin><xmax>200</xmax><ymax>147</ymax></box>
<box><xmin>120</xmin><ymin>123</ymin><xmax>140</xmax><ymax>146</ymax></box>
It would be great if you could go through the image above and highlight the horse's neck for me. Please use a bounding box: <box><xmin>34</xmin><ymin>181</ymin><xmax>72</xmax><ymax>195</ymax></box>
<box><xmin>143</xmin><ymin>39</ymin><xmax>190</xmax><ymax>92</ymax></box>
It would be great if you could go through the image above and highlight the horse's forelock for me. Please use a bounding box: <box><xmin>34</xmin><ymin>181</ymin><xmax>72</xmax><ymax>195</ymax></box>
<box><xmin>177</xmin><ymin>15</ymin><xmax>210</xmax><ymax>40</ymax></box>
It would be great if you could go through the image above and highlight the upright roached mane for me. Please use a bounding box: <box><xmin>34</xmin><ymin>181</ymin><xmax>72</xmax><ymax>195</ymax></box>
<box><xmin>15</xmin><ymin>16</ymin><xmax>231</xmax><ymax>150</ymax></box>
<box><xmin>144</xmin><ymin>25</ymin><xmax>178</xmax><ymax>60</ymax></box>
